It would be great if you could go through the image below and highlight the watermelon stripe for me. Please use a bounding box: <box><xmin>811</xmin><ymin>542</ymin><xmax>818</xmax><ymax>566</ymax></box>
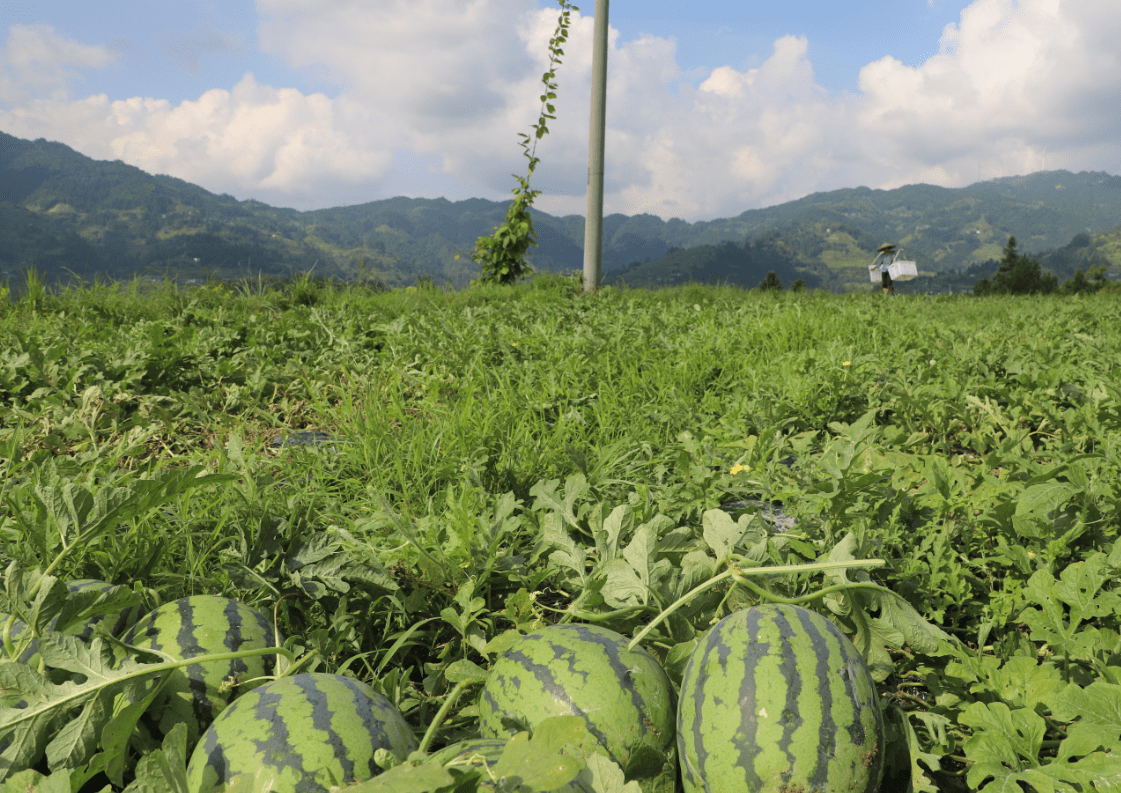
<box><xmin>792</xmin><ymin>604</ymin><xmax>834</xmax><ymax>789</ymax></box>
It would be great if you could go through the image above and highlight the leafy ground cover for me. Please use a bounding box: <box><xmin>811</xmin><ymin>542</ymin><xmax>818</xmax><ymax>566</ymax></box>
<box><xmin>1</xmin><ymin>270</ymin><xmax>1120</xmax><ymax>792</ymax></box>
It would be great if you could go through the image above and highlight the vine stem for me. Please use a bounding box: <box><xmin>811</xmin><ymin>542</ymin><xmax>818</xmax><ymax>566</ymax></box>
<box><xmin>4</xmin><ymin>645</ymin><xmax>299</xmax><ymax>733</ymax></box>
<box><xmin>627</xmin><ymin>557</ymin><xmax>885</xmax><ymax>651</ymax></box>
<box><xmin>418</xmin><ymin>680</ymin><xmax>468</xmax><ymax>754</ymax></box>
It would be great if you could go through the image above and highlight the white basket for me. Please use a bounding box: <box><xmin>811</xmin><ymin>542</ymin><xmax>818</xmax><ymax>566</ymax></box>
<box><xmin>870</xmin><ymin>260</ymin><xmax>918</xmax><ymax>282</ymax></box>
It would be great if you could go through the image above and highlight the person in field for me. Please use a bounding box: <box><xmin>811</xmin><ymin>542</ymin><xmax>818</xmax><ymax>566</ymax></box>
<box><xmin>870</xmin><ymin>243</ymin><xmax>897</xmax><ymax>296</ymax></box>
<box><xmin>879</xmin><ymin>259</ymin><xmax>895</xmax><ymax>296</ymax></box>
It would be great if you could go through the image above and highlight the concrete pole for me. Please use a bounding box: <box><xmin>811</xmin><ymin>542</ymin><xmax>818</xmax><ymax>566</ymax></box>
<box><xmin>582</xmin><ymin>0</ymin><xmax>608</xmax><ymax>295</ymax></box>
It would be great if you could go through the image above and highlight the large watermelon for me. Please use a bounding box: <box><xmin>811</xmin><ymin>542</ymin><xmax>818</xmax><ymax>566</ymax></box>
<box><xmin>186</xmin><ymin>672</ymin><xmax>418</xmax><ymax>793</ymax></box>
<box><xmin>478</xmin><ymin>624</ymin><xmax>676</xmax><ymax>789</ymax></box>
<box><xmin>677</xmin><ymin>604</ymin><xmax>884</xmax><ymax>793</ymax></box>
<box><xmin>123</xmin><ymin>595</ymin><xmax>282</xmax><ymax>745</ymax></box>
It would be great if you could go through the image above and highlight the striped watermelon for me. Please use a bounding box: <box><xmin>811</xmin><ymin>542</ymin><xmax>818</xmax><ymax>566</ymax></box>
<box><xmin>186</xmin><ymin>672</ymin><xmax>418</xmax><ymax>793</ymax></box>
<box><xmin>677</xmin><ymin>604</ymin><xmax>884</xmax><ymax>793</ymax></box>
<box><xmin>478</xmin><ymin>624</ymin><xmax>676</xmax><ymax>789</ymax></box>
<box><xmin>123</xmin><ymin>595</ymin><xmax>282</xmax><ymax>745</ymax></box>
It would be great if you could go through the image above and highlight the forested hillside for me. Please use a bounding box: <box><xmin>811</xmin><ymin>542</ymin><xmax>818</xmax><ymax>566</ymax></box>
<box><xmin>2</xmin><ymin>130</ymin><xmax>1120</xmax><ymax>296</ymax></box>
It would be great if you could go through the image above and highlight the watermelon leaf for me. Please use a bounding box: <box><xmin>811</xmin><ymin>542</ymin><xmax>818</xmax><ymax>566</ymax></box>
<box><xmin>492</xmin><ymin>723</ymin><xmax>586</xmax><ymax>792</ymax></box>
<box><xmin>1045</xmin><ymin>680</ymin><xmax>1121</xmax><ymax>762</ymax></box>
<box><xmin>599</xmin><ymin>559</ymin><xmax>646</xmax><ymax>609</ymax></box>
<box><xmin>120</xmin><ymin>722</ymin><xmax>189</xmax><ymax>793</ymax></box>
<box><xmin>701</xmin><ymin>509</ymin><xmax>748</xmax><ymax>565</ymax></box>
<box><xmin>0</xmin><ymin>767</ymin><xmax>77</xmax><ymax>793</ymax></box>
<box><xmin>445</xmin><ymin>659</ymin><xmax>487</xmax><ymax>685</ymax></box>
<box><xmin>345</xmin><ymin>761</ymin><xmax>457</xmax><ymax>793</ymax></box>
<box><xmin>529</xmin><ymin>475</ymin><xmax>591</xmax><ymax>535</ymax></box>
<box><xmin>576</xmin><ymin>752</ymin><xmax>642</xmax><ymax>793</ymax></box>
<box><xmin>594</xmin><ymin>504</ymin><xmax>633</xmax><ymax>563</ymax></box>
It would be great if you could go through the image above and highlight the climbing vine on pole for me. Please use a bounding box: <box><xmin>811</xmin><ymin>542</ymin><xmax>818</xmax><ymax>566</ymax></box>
<box><xmin>455</xmin><ymin>0</ymin><xmax>579</xmax><ymax>287</ymax></box>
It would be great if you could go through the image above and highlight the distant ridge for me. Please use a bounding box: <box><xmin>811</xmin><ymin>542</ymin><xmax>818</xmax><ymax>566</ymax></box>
<box><xmin>1</xmin><ymin>129</ymin><xmax>1120</xmax><ymax>294</ymax></box>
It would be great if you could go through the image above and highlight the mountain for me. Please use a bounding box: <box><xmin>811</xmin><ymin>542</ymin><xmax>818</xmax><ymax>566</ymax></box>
<box><xmin>2</xmin><ymin>129</ymin><xmax>1120</xmax><ymax>295</ymax></box>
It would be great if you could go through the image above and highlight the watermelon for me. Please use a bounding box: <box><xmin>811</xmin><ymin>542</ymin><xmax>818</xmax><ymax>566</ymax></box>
<box><xmin>478</xmin><ymin>624</ymin><xmax>676</xmax><ymax>788</ymax></box>
<box><xmin>677</xmin><ymin>604</ymin><xmax>884</xmax><ymax>793</ymax></box>
<box><xmin>186</xmin><ymin>672</ymin><xmax>418</xmax><ymax>793</ymax></box>
<box><xmin>123</xmin><ymin>595</ymin><xmax>282</xmax><ymax>745</ymax></box>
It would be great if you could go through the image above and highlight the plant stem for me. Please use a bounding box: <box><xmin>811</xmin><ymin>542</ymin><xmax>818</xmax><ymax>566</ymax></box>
<box><xmin>627</xmin><ymin>557</ymin><xmax>885</xmax><ymax>651</ymax></box>
<box><xmin>418</xmin><ymin>680</ymin><xmax>468</xmax><ymax>754</ymax></box>
<box><xmin>5</xmin><ymin>644</ymin><xmax>298</xmax><ymax>733</ymax></box>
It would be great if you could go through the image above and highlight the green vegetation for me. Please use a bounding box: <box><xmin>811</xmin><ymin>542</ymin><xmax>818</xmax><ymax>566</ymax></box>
<box><xmin>2</xmin><ymin>270</ymin><xmax>1121</xmax><ymax>792</ymax></box>
<box><xmin>973</xmin><ymin>236</ymin><xmax>1059</xmax><ymax>295</ymax></box>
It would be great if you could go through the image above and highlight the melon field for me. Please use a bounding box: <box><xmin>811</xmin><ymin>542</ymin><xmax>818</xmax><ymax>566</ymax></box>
<box><xmin>1</xmin><ymin>269</ymin><xmax>1120</xmax><ymax>793</ymax></box>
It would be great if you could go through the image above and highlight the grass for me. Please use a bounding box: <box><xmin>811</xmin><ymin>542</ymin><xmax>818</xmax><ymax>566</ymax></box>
<box><xmin>2</xmin><ymin>268</ymin><xmax>1120</xmax><ymax>792</ymax></box>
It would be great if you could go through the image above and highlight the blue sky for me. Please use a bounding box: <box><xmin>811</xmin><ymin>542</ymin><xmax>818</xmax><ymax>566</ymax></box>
<box><xmin>2</xmin><ymin>0</ymin><xmax>1119</xmax><ymax>222</ymax></box>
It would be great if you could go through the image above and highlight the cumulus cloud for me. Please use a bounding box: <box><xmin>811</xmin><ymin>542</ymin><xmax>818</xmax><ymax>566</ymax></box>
<box><xmin>0</xmin><ymin>0</ymin><xmax>1119</xmax><ymax>221</ymax></box>
<box><xmin>0</xmin><ymin>23</ymin><xmax>118</xmax><ymax>104</ymax></box>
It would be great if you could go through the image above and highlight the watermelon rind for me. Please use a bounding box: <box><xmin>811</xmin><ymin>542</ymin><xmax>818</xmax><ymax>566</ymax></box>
<box><xmin>677</xmin><ymin>604</ymin><xmax>884</xmax><ymax>793</ymax></box>
<box><xmin>186</xmin><ymin>672</ymin><xmax>418</xmax><ymax>793</ymax></box>
<box><xmin>478</xmin><ymin>624</ymin><xmax>676</xmax><ymax>789</ymax></box>
<box><xmin>123</xmin><ymin>595</ymin><xmax>282</xmax><ymax>745</ymax></box>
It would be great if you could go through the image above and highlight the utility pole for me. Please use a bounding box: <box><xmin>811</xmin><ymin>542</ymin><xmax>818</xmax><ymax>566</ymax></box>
<box><xmin>582</xmin><ymin>0</ymin><xmax>608</xmax><ymax>295</ymax></box>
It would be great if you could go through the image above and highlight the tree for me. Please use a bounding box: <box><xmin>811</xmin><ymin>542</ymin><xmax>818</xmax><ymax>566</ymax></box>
<box><xmin>758</xmin><ymin>270</ymin><xmax>783</xmax><ymax>291</ymax></box>
<box><xmin>973</xmin><ymin>236</ymin><xmax>1057</xmax><ymax>295</ymax></box>
<box><xmin>1062</xmin><ymin>263</ymin><xmax>1109</xmax><ymax>294</ymax></box>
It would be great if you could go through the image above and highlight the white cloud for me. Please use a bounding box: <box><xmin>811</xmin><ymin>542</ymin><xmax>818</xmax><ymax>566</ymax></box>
<box><xmin>0</xmin><ymin>23</ymin><xmax>118</xmax><ymax>104</ymax></box>
<box><xmin>0</xmin><ymin>0</ymin><xmax>1119</xmax><ymax>222</ymax></box>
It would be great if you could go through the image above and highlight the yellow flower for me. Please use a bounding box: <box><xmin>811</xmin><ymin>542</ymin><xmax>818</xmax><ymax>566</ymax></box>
<box><xmin>843</xmin><ymin>361</ymin><xmax>851</xmax><ymax>366</ymax></box>
<box><xmin>730</xmin><ymin>464</ymin><xmax>749</xmax><ymax>475</ymax></box>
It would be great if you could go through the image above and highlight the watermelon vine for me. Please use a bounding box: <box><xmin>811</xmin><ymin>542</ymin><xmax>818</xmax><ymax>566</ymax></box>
<box><xmin>454</xmin><ymin>0</ymin><xmax>579</xmax><ymax>287</ymax></box>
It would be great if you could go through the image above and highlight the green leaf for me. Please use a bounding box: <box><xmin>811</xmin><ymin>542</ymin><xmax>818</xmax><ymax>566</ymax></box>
<box><xmin>344</xmin><ymin>762</ymin><xmax>456</xmax><ymax>793</ymax></box>
<box><xmin>1046</xmin><ymin>681</ymin><xmax>1121</xmax><ymax>761</ymax></box>
<box><xmin>1013</xmin><ymin>482</ymin><xmax>1074</xmax><ymax>539</ymax></box>
<box><xmin>493</xmin><ymin>720</ymin><xmax>587</xmax><ymax>792</ymax></box>
<box><xmin>444</xmin><ymin>659</ymin><xmax>488</xmax><ymax>686</ymax></box>
<box><xmin>899</xmin><ymin>711</ymin><xmax>942</xmax><ymax>793</ymax></box>
<box><xmin>0</xmin><ymin>634</ymin><xmax>168</xmax><ymax>781</ymax></box>
<box><xmin>1</xmin><ymin>767</ymin><xmax>74</xmax><ymax>793</ymax></box>
<box><xmin>621</xmin><ymin>524</ymin><xmax>656</xmax><ymax>590</ymax></box>
<box><xmin>961</xmin><ymin>701</ymin><xmax>1045</xmax><ymax>784</ymax></box>
<box><xmin>121</xmin><ymin>722</ymin><xmax>189</xmax><ymax>793</ymax></box>
<box><xmin>995</xmin><ymin>657</ymin><xmax>1065</xmax><ymax>712</ymax></box>
<box><xmin>594</xmin><ymin>504</ymin><xmax>632</xmax><ymax>562</ymax></box>
<box><xmin>599</xmin><ymin>560</ymin><xmax>645</xmax><ymax>610</ymax></box>
<box><xmin>700</xmin><ymin>509</ymin><xmax>742</xmax><ymax>564</ymax></box>
<box><xmin>530</xmin><ymin>475</ymin><xmax>589</xmax><ymax>535</ymax></box>
<box><xmin>574</xmin><ymin>752</ymin><xmax>642</xmax><ymax>793</ymax></box>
